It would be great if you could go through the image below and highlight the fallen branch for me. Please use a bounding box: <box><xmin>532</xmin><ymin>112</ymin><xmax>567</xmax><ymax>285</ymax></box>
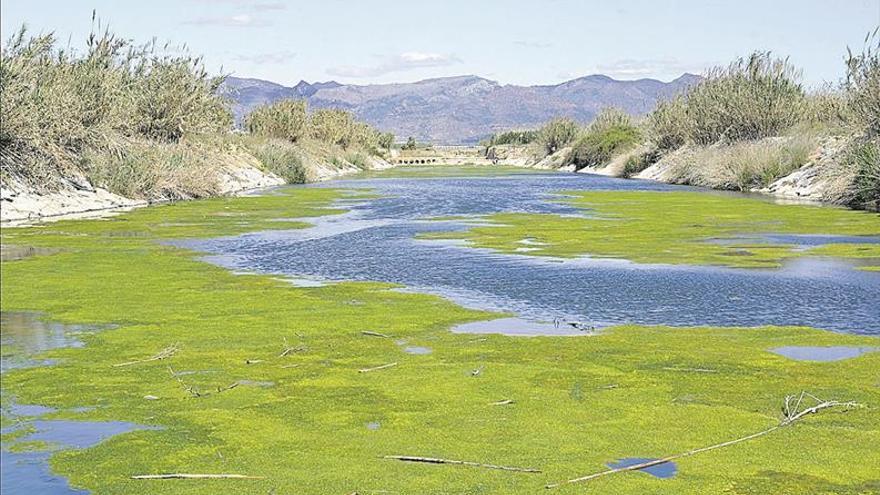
<box><xmin>279</xmin><ymin>338</ymin><xmax>308</xmax><ymax>357</ymax></box>
<box><xmin>113</xmin><ymin>344</ymin><xmax>179</xmax><ymax>368</ymax></box>
<box><xmin>384</xmin><ymin>455</ymin><xmax>540</xmax><ymax>473</ymax></box>
<box><xmin>546</xmin><ymin>392</ymin><xmax>859</xmax><ymax>489</ymax></box>
<box><xmin>168</xmin><ymin>366</ymin><xmax>239</xmax><ymax>398</ymax></box>
<box><xmin>361</xmin><ymin>331</ymin><xmax>390</xmax><ymax>338</ymax></box>
<box><xmin>359</xmin><ymin>362</ymin><xmax>398</xmax><ymax>373</ymax></box>
<box><xmin>131</xmin><ymin>473</ymin><xmax>263</xmax><ymax>480</ymax></box>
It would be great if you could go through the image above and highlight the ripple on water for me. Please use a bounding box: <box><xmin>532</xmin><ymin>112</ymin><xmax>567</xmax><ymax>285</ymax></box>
<box><xmin>452</xmin><ymin>317</ymin><xmax>586</xmax><ymax>337</ymax></box>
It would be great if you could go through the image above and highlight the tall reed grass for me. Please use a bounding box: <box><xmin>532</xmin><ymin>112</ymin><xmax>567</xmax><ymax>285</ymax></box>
<box><xmin>0</xmin><ymin>22</ymin><xmax>230</xmax><ymax>194</ymax></box>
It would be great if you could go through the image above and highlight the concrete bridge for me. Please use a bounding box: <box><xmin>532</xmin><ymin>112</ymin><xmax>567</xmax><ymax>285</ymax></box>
<box><xmin>391</xmin><ymin>146</ymin><xmax>492</xmax><ymax>165</ymax></box>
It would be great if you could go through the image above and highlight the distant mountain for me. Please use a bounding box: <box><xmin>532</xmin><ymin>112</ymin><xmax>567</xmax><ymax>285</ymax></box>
<box><xmin>220</xmin><ymin>73</ymin><xmax>701</xmax><ymax>144</ymax></box>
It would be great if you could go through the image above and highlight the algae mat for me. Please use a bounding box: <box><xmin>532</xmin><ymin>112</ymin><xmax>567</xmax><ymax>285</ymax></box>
<box><xmin>1</xmin><ymin>186</ymin><xmax>878</xmax><ymax>494</ymax></box>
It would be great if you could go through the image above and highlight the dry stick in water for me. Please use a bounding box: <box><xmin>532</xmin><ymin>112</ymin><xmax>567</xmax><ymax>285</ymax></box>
<box><xmin>113</xmin><ymin>344</ymin><xmax>179</xmax><ymax>367</ymax></box>
<box><xmin>361</xmin><ymin>331</ymin><xmax>391</xmax><ymax>338</ymax></box>
<box><xmin>279</xmin><ymin>338</ymin><xmax>307</xmax><ymax>357</ymax></box>
<box><xmin>359</xmin><ymin>362</ymin><xmax>398</xmax><ymax>373</ymax></box>
<box><xmin>132</xmin><ymin>474</ymin><xmax>263</xmax><ymax>480</ymax></box>
<box><xmin>384</xmin><ymin>455</ymin><xmax>541</xmax><ymax>473</ymax></box>
<box><xmin>545</xmin><ymin>393</ymin><xmax>859</xmax><ymax>489</ymax></box>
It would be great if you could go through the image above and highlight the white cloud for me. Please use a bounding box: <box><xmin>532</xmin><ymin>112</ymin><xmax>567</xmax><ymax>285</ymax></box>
<box><xmin>184</xmin><ymin>13</ymin><xmax>271</xmax><ymax>27</ymax></box>
<box><xmin>513</xmin><ymin>40</ymin><xmax>553</xmax><ymax>49</ymax></box>
<box><xmin>184</xmin><ymin>0</ymin><xmax>285</xmax><ymax>26</ymax></box>
<box><xmin>594</xmin><ymin>58</ymin><xmax>710</xmax><ymax>78</ymax></box>
<box><xmin>327</xmin><ymin>52</ymin><xmax>462</xmax><ymax>78</ymax></box>
<box><xmin>190</xmin><ymin>0</ymin><xmax>285</xmax><ymax>9</ymax></box>
<box><xmin>232</xmin><ymin>49</ymin><xmax>297</xmax><ymax>64</ymax></box>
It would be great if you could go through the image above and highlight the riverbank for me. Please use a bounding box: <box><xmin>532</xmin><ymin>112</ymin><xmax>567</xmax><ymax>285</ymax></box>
<box><xmin>1</xmin><ymin>180</ymin><xmax>878</xmax><ymax>494</ymax></box>
<box><xmin>0</xmin><ymin>146</ymin><xmax>394</xmax><ymax>225</ymax></box>
<box><xmin>479</xmin><ymin>136</ymin><xmax>874</xmax><ymax>209</ymax></box>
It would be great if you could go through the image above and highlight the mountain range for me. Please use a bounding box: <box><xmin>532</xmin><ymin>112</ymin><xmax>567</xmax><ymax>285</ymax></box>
<box><xmin>220</xmin><ymin>73</ymin><xmax>701</xmax><ymax>144</ymax></box>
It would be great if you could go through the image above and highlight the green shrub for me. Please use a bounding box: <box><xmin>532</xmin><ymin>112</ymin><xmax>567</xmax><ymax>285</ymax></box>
<box><xmin>309</xmin><ymin>108</ymin><xmax>356</xmax><ymax>148</ymax></box>
<box><xmin>245</xmin><ymin>99</ymin><xmax>308</xmax><ymax>142</ymax></box>
<box><xmin>345</xmin><ymin>151</ymin><xmax>370</xmax><ymax>169</ymax></box>
<box><xmin>622</xmin><ymin>149</ymin><xmax>660</xmax><ymax>178</ymax></box>
<box><xmin>486</xmin><ymin>129</ymin><xmax>538</xmax><ymax>146</ymax></box>
<box><xmin>845</xmin><ymin>29</ymin><xmax>880</xmax><ymax>136</ymax></box>
<box><xmin>647</xmin><ymin>97</ymin><xmax>689</xmax><ymax>151</ymax></box>
<box><xmin>351</xmin><ymin>121</ymin><xmax>380</xmax><ymax>150</ymax></box>
<box><xmin>565</xmin><ymin>109</ymin><xmax>640</xmax><ymax>170</ymax></box>
<box><xmin>245</xmin><ymin>138</ymin><xmax>308</xmax><ymax>184</ymax></box>
<box><xmin>536</xmin><ymin>117</ymin><xmax>579</xmax><ymax>156</ymax></box>
<box><xmin>378</xmin><ymin>132</ymin><xmax>394</xmax><ymax>149</ymax></box>
<box><xmin>846</xmin><ymin>137</ymin><xmax>880</xmax><ymax>210</ymax></box>
<box><xmin>589</xmin><ymin>107</ymin><xmax>634</xmax><ymax>132</ymax></box>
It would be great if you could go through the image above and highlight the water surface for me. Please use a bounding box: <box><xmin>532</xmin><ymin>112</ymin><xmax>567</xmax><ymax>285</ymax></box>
<box><xmin>179</xmin><ymin>172</ymin><xmax>880</xmax><ymax>335</ymax></box>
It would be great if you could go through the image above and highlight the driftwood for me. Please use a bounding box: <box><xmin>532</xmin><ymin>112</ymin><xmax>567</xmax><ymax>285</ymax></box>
<box><xmin>361</xmin><ymin>331</ymin><xmax>391</xmax><ymax>338</ymax></box>
<box><xmin>546</xmin><ymin>392</ymin><xmax>859</xmax><ymax>489</ymax></box>
<box><xmin>132</xmin><ymin>473</ymin><xmax>263</xmax><ymax>480</ymax></box>
<box><xmin>359</xmin><ymin>362</ymin><xmax>398</xmax><ymax>373</ymax></box>
<box><xmin>279</xmin><ymin>338</ymin><xmax>308</xmax><ymax>357</ymax></box>
<box><xmin>113</xmin><ymin>344</ymin><xmax>179</xmax><ymax>367</ymax></box>
<box><xmin>384</xmin><ymin>455</ymin><xmax>541</xmax><ymax>473</ymax></box>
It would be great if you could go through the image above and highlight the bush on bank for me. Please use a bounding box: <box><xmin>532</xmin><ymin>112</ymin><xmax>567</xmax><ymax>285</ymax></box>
<box><xmin>565</xmin><ymin>108</ymin><xmax>641</xmax><ymax>170</ymax></box>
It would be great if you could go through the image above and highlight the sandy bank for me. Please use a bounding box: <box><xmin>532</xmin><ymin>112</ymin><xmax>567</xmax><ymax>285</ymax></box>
<box><xmin>1</xmin><ymin>154</ymin><xmax>394</xmax><ymax>226</ymax></box>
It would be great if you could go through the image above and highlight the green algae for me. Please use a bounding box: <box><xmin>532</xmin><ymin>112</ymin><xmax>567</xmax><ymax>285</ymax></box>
<box><xmin>423</xmin><ymin>190</ymin><xmax>880</xmax><ymax>269</ymax></box>
<box><xmin>1</xmin><ymin>186</ymin><xmax>878</xmax><ymax>494</ymax></box>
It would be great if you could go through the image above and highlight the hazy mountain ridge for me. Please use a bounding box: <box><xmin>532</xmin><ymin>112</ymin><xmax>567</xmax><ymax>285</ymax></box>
<box><xmin>221</xmin><ymin>73</ymin><xmax>701</xmax><ymax>143</ymax></box>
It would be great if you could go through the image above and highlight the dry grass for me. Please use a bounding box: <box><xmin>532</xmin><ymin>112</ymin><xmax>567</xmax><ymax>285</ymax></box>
<box><xmin>662</xmin><ymin>135</ymin><xmax>818</xmax><ymax>191</ymax></box>
<box><xmin>84</xmin><ymin>139</ymin><xmax>222</xmax><ymax>200</ymax></box>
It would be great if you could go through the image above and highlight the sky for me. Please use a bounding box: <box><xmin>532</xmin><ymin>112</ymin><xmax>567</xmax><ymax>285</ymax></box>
<box><xmin>2</xmin><ymin>0</ymin><xmax>879</xmax><ymax>87</ymax></box>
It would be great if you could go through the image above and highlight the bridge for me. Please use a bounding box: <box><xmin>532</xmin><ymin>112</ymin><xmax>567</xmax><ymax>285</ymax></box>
<box><xmin>391</xmin><ymin>146</ymin><xmax>494</xmax><ymax>165</ymax></box>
